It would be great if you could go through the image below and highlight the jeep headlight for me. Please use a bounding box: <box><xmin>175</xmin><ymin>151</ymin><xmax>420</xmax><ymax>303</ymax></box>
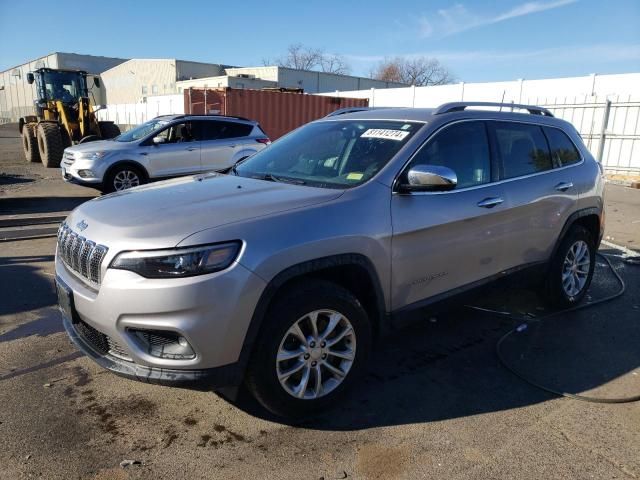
<box><xmin>110</xmin><ymin>242</ymin><xmax>241</xmax><ymax>278</ymax></box>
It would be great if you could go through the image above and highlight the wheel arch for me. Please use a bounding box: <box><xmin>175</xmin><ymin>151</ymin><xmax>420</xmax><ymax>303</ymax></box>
<box><xmin>551</xmin><ymin>207</ymin><xmax>602</xmax><ymax>260</ymax></box>
<box><xmin>236</xmin><ymin>253</ymin><xmax>387</xmax><ymax>377</ymax></box>
<box><xmin>231</xmin><ymin>148</ymin><xmax>257</xmax><ymax>164</ymax></box>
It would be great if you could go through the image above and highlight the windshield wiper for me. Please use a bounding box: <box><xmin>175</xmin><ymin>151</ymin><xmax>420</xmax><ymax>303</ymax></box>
<box><xmin>259</xmin><ymin>173</ymin><xmax>306</xmax><ymax>185</ymax></box>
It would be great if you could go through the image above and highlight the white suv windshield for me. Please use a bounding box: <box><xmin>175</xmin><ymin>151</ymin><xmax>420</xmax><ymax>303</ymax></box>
<box><xmin>235</xmin><ymin>120</ymin><xmax>420</xmax><ymax>188</ymax></box>
<box><xmin>116</xmin><ymin>119</ymin><xmax>170</xmax><ymax>142</ymax></box>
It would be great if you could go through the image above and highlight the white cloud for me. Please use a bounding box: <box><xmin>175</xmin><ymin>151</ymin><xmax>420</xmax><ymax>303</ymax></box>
<box><xmin>420</xmin><ymin>0</ymin><xmax>578</xmax><ymax>37</ymax></box>
<box><xmin>343</xmin><ymin>44</ymin><xmax>640</xmax><ymax>68</ymax></box>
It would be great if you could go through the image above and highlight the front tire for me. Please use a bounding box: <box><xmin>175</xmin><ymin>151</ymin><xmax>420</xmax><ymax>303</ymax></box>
<box><xmin>102</xmin><ymin>165</ymin><xmax>145</xmax><ymax>193</ymax></box>
<box><xmin>36</xmin><ymin>123</ymin><xmax>63</xmax><ymax>168</ymax></box>
<box><xmin>545</xmin><ymin>225</ymin><xmax>596</xmax><ymax>308</ymax></box>
<box><xmin>245</xmin><ymin>280</ymin><xmax>372</xmax><ymax>418</ymax></box>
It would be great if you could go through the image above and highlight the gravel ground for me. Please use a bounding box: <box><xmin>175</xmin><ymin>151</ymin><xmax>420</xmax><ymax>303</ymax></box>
<box><xmin>0</xmin><ymin>122</ymin><xmax>639</xmax><ymax>480</ymax></box>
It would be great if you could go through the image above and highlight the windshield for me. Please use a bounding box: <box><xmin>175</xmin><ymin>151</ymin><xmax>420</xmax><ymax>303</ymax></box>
<box><xmin>39</xmin><ymin>71</ymin><xmax>87</xmax><ymax>103</ymax></box>
<box><xmin>235</xmin><ymin>120</ymin><xmax>421</xmax><ymax>188</ymax></box>
<box><xmin>116</xmin><ymin>119</ymin><xmax>171</xmax><ymax>142</ymax></box>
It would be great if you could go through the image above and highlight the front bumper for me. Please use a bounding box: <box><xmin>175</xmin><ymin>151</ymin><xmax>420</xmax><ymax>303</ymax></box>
<box><xmin>62</xmin><ymin>314</ymin><xmax>242</xmax><ymax>387</ymax></box>
<box><xmin>55</xmin><ymin>252</ymin><xmax>266</xmax><ymax>387</ymax></box>
<box><xmin>61</xmin><ymin>156</ymin><xmax>104</xmax><ymax>185</ymax></box>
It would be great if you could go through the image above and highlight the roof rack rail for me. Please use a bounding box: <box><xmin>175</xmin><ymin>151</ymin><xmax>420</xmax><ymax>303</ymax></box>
<box><xmin>434</xmin><ymin>102</ymin><xmax>553</xmax><ymax>117</ymax></box>
<box><xmin>325</xmin><ymin>107</ymin><xmax>373</xmax><ymax>117</ymax></box>
<box><xmin>202</xmin><ymin>113</ymin><xmax>253</xmax><ymax>122</ymax></box>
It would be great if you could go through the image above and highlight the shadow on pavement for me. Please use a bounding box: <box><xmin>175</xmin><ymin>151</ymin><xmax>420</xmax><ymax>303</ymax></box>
<box><xmin>0</xmin><ymin>307</ymin><xmax>64</xmax><ymax>342</ymax></box>
<box><xmin>0</xmin><ymin>255</ymin><xmax>56</xmax><ymax>316</ymax></box>
<box><xmin>0</xmin><ymin>174</ymin><xmax>34</xmax><ymax>187</ymax></box>
<box><xmin>0</xmin><ymin>196</ymin><xmax>95</xmax><ymax>215</ymax></box>
<box><xmin>229</xmin><ymin>252</ymin><xmax>639</xmax><ymax>429</ymax></box>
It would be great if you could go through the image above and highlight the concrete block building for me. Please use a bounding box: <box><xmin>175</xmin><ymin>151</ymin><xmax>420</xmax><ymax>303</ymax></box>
<box><xmin>100</xmin><ymin>59</ymin><xmax>234</xmax><ymax>104</ymax></box>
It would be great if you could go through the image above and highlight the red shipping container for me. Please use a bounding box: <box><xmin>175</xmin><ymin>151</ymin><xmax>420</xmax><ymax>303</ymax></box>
<box><xmin>184</xmin><ymin>88</ymin><xmax>369</xmax><ymax>140</ymax></box>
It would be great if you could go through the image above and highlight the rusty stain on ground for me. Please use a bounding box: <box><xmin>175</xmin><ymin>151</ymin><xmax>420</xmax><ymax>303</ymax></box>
<box><xmin>162</xmin><ymin>426</ymin><xmax>179</xmax><ymax>448</ymax></box>
<box><xmin>356</xmin><ymin>444</ymin><xmax>408</xmax><ymax>480</ymax></box>
<box><xmin>72</xmin><ymin>366</ymin><xmax>91</xmax><ymax>386</ymax></box>
<box><xmin>183</xmin><ymin>417</ymin><xmax>197</xmax><ymax>427</ymax></box>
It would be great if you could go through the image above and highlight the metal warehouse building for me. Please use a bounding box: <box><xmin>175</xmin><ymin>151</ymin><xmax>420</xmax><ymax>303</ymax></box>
<box><xmin>0</xmin><ymin>52</ymin><xmax>127</xmax><ymax>122</ymax></box>
<box><xmin>100</xmin><ymin>59</ymin><xmax>234</xmax><ymax>104</ymax></box>
<box><xmin>220</xmin><ymin>66</ymin><xmax>407</xmax><ymax>93</ymax></box>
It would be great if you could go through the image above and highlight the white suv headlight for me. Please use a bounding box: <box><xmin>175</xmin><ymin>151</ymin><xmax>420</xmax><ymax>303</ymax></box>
<box><xmin>110</xmin><ymin>242</ymin><xmax>241</xmax><ymax>278</ymax></box>
<box><xmin>81</xmin><ymin>151</ymin><xmax>108</xmax><ymax>161</ymax></box>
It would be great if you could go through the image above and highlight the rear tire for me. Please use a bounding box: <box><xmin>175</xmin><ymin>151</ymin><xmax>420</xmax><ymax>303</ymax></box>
<box><xmin>545</xmin><ymin>225</ymin><xmax>596</xmax><ymax>308</ymax></box>
<box><xmin>22</xmin><ymin>125</ymin><xmax>40</xmax><ymax>163</ymax></box>
<box><xmin>36</xmin><ymin>123</ymin><xmax>63</xmax><ymax>168</ymax></box>
<box><xmin>245</xmin><ymin>280</ymin><xmax>372</xmax><ymax>418</ymax></box>
<box><xmin>98</xmin><ymin>121</ymin><xmax>121</xmax><ymax>139</ymax></box>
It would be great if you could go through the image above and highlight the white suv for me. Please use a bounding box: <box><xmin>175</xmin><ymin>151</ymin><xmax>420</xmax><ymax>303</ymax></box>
<box><xmin>61</xmin><ymin>115</ymin><xmax>270</xmax><ymax>192</ymax></box>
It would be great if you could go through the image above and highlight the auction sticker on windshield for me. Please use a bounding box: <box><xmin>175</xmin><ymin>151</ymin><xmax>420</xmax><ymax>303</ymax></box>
<box><xmin>361</xmin><ymin>129</ymin><xmax>410</xmax><ymax>141</ymax></box>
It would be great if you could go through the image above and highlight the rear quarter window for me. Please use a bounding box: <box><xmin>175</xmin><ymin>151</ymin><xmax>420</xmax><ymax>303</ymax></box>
<box><xmin>217</xmin><ymin>121</ymin><xmax>253</xmax><ymax>139</ymax></box>
<box><xmin>197</xmin><ymin>120</ymin><xmax>253</xmax><ymax>140</ymax></box>
<box><xmin>492</xmin><ymin>122</ymin><xmax>552</xmax><ymax>179</ymax></box>
<box><xmin>544</xmin><ymin>127</ymin><xmax>581</xmax><ymax>166</ymax></box>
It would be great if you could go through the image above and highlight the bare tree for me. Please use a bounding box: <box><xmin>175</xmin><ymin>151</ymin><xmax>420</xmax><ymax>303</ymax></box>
<box><xmin>267</xmin><ymin>44</ymin><xmax>351</xmax><ymax>74</ymax></box>
<box><xmin>319</xmin><ymin>54</ymin><xmax>351</xmax><ymax>75</ymax></box>
<box><xmin>371</xmin><ymin>56</ymin><xmax>454</xmax><ymax>86</ymax></box>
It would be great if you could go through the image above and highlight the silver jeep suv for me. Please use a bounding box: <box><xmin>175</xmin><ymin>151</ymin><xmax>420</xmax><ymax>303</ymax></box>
<box><xmin>55</xmin><ymin>102</ymin><xmax>604</xmax><ymax>417</ymax></box>
<box><xmin>61</xmin><ymin>114</ymin><xmax>270</xmax><ymax>193</ymax></box>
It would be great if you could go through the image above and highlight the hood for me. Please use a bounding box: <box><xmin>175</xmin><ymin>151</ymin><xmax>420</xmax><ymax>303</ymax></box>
<box><xmin>65</xmin><ymin>139</ymin><xmax>132</xmax><ymax>154</ymax></box>
<box><xmin>65</xmin><ymin>173</ymin><xmax>344</xmax><ymax>250</ymax></box>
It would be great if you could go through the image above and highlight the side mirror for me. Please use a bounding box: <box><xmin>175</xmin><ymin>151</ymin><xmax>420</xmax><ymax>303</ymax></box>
<box><xmin>93</xmin><ymin>77</ymin><xmax>101</xmax><ymax>88</ymax></box>
<box><xmin>152</xmin><ymin>136</ymin><xmax>166</xmax><ymax>145</ymax></box>
<box><xmin>400</xmin><ymin>164</ymin><xmax>457</xmax><ymax>192</ymax></box>
<box><xmin>27</xmin><ymin>73</ymin><xmax>35</xmax><ymax>84</ymax></box>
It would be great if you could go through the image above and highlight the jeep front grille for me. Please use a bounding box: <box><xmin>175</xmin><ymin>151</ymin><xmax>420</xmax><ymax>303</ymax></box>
<box><xmin>57</xmin><ymin>223</ymin><xmax>108</xmax><ymax>286</ymax></box>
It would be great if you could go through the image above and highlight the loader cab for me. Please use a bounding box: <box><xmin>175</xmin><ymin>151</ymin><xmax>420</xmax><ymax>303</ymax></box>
<box><xmin>28</xmin><ymin>68</ymin><xmax>89</xmax><ymax>106</ymax></box>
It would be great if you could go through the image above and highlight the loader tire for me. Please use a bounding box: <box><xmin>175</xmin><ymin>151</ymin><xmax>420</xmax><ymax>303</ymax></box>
<box><xmin>98</xmin><ymin>121</ymin><xmax>121</xmax><ymax>139</ymax></box>
<box><xmin>36</xmin><ymin>123</ymin><xmax>63</xmax><ymax>168</ymax></box>
<box><xmin>22</xmin><ymin>125</ymin><xmax>40</xmax><ymax>163</ymax></box>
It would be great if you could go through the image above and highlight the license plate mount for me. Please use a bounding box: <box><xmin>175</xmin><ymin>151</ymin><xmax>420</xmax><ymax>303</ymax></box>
<box><xmin>56</xmin><ymin>277</ymin><xmax>74</xmax><ymax>321</ymax></box>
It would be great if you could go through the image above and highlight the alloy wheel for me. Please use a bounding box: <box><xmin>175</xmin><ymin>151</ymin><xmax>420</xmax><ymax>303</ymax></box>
<box><xmin>276</xmin><ymin>309</ymin><xmax>356</xmax><ymax>400</ymax></box>
<box><xmin>113</xmin><ymin>170</ymin><xmax>140</xmax><ymax>191</ymax></box>
<box><xmin>562</xmin><ymin>240</ymin><xmax>590</xmax><ymax>297</ymax></box>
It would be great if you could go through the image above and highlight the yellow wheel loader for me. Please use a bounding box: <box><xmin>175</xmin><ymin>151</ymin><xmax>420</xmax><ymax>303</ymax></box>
<box><xmin>18</xmin><ymin>68</ymin><xmax>121</xmax><ymax>167</ymax></box>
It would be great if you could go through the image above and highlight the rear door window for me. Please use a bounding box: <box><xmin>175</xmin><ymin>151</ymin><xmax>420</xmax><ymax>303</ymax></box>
<box><xmin>544</xmin><ymin>127</ymin><xmax>581</xmax><ymax>166</ymax></box>
<box><xmin>409</xmin><ymin>121</ymin><xmax>491</xmax><ymax>189</ymax></box>
<box><xmin>492</xmin><ymin>122</ymin><xmax>552</xmax><ymax>179</ymax></box>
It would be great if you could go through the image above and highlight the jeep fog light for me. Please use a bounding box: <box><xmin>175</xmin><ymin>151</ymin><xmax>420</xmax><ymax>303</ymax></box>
<box><xmin>78</xmin><ymin>169</ymin><xmax>95</xmax><ymax>178</ymax></box>
<box><xmin>129</xmin><ymin>329</ymin><xmax>196</xmax><ymax>360</ymax></box>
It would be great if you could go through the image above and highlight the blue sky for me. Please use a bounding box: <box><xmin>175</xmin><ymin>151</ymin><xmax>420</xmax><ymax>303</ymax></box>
<box><xmin>1</xmin><ymin>0</ymin><xmax>639</xmax><ymax>82</ymax></box>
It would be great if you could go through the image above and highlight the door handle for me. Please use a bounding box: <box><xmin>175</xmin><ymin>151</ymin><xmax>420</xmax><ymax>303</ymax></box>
<box><xmin>555</xmin><ymin>182</ymin><xmax>574</xmax><ymax>192</ymax></box>
<box><xmin>186</xmin><ymin>147</ymin><xmax>198</xmax><ymax>151</ymax></box>
<box><xmin>228</xmin><ymin>145</ymin><xmax>237</xmax><ymax>148</ymax></box>
<box><xmin>139</xmin><ymin>152</ymin><xmax>148</xmax><ymax>156</ymax></box>
<box><xmin>477</xmin><ymin>197</ymin><xmax>504</xmax><ymax>208</ymax></box>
